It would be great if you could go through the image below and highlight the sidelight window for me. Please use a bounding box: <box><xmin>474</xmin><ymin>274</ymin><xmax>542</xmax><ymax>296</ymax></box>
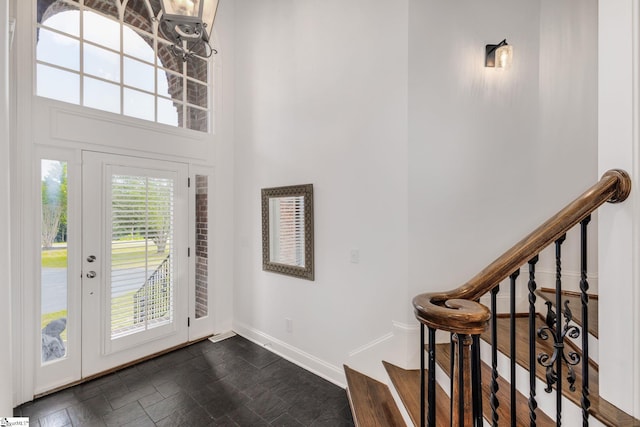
<box><xmin>40</xmin><ymin>159</ymin><xmax>69</xmax><ymax>364</ymax></box>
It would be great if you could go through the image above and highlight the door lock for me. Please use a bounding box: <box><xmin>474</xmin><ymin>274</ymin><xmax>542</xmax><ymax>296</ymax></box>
<box><xmin>86</xmin><ymin>271</ymin><xmax>97</xmax><ymax>278</ymax></box>
<box><xmin>86</xmin><ymin>255</ymin><xmax>96</xmax><ymax>262</ymax></box>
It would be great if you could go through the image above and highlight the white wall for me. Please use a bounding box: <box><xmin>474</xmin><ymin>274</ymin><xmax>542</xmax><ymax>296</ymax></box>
<box><xmin>597</xmin><ymin>0</ymin><xmax>640</xmax><ymax>417</ymax></box>
<box><xmin>408</xmin><ymin>0</ymin><xmax>598</xmax><ymax>302</ymax></box>
<box><xmin>233</xmin><ymin>0</ymin><xmax>601</xmax><ymax>385</ymax></box>
<box><xmin>233</xmin><ymin>0</ymin><xmax>410</xmax><ymax>383</ymax></box>
<box><xmin>0</xmin><ymin>0</ymin><xmax>14</xmax><ymax>415</ymax></box>
<box><xmin>211</xmin><ymin>0</ymin><xmax>235</xmax><ymax>336</ymax></box>
<box><xmin>408</xmin><ymin>0</ymin><xmax>542</xmax><ymax>298</ymax></box>
<box><xmin>536</xmin><ymin>0</ymin><xmax>599</xmax><ymax>292</ymax></box>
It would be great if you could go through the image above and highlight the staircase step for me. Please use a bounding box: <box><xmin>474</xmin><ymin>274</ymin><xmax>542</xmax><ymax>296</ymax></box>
<box><xmin>537</xmin><ymin>287</ymin><xmax>598</xmax><ymax>338</ymax></box>
<box><xmin>482</xmin><ymin>316</ymin><xmax>640</xmax><ymax>426</ymax></box>
<box><xmin>435</xmin><ymin>343</ymin><xmax>554</xmax><ymax>426</ymax></box>
<box><xmin>382</xmin><ymin>361</ymin><xmax>449</xmax><ymax>427</ymax></box>
<box><xmin>344</xmin><ymin>364</ymin><xmax>407</xmax><ymax>427</ymax></box>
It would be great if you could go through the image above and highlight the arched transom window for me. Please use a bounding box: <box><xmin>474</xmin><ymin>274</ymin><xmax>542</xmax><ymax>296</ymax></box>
<box><xmin>36</xmin><ymin>0</ymin><xmax>211</xmax><ymax>132</ymax></box>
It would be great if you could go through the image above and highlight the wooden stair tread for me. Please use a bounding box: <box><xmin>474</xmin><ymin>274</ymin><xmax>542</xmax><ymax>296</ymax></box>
<box><xmin>435</xmin><ymin>343</ymin><xmax>554</xmax><ymax>427</ymax></box>
<box><xmin>481</xmin><ymin>316</ymin><xmax>640</xmax><ymax>426</ymax></box>
<box><xmin>382</xmin><ymin>361</ymin><xmax>449</xmax><ymax>427</ymax></box>
<box><xmin>344</xmin><ymin>364</ymin><xmax>407</xmax><ymax>427</ymax></box>
<box><xmin>537</xmin><ymin>288</ymin><xmax>598</xmax><ymax>338</ymax></box>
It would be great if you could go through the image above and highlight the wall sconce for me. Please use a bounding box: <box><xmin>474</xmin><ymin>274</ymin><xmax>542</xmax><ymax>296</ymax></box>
<box><xmin>485</xmin><ymin>39</ymin><xmax>513</xmax><ymax>69</ymax></box>
<box><xmin>8</xmin><ymin>18</ymin><xmax>15</xmax><ymax>50</ymax></box>
<box><xmin>159</xmin><ymin>0</ymin><xmax>219</xmax><ymax>61</ymax></box>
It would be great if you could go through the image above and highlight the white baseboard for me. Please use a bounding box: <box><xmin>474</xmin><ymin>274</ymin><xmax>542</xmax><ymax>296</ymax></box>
<box><xmin>231</xmin><ymin>321</ymin><xmax>346</xmax><ymax>388</ymax></box>
<box><xmin>345</xmin><ymin>321</ymin><xmax>421</xmax><ymax>381</ymax></box>
<box><xmin>348</xmin><ymin>331</ymin><xmax>394</xmax><ymax>358</ymax></box>
<box><xmin>231</xmin><ymin>319</ymin><xmax>421</xmax><ymax>389</ymax></box>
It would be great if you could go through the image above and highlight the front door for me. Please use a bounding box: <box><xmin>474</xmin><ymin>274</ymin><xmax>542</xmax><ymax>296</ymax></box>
<box><xmin>81</xmin><ymin>152</ymin><xmax>189</xmax><ymax>377</ymax></box>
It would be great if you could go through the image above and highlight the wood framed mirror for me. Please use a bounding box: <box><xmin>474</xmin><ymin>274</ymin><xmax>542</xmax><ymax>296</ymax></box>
<box><xmin>261</xmin><ymin>184</ymin><xmax>314</xmax><ymax>280</ymax></box>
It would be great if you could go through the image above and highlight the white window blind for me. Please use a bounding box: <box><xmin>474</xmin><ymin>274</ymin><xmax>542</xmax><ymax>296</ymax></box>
<box><xmin>110</xmin><ymin>174</ymin><xmax>174</xmax><ymax>339</ymax></box>
<box><xmin>269</xmin><ymin>196</ymin><xmax>305</xmax><ymax>267</ymax></box>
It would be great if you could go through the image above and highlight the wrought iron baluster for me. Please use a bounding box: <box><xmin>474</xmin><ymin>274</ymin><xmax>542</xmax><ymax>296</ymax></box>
<box><xmin>458</xmin><ymin>334</ymin><xmax>465</xmax><ymax>427</ymax></box>
<box><xmin>580</xmin><ymin>215</ymin><xmax>591</xmax><ymax>426</ymax></box>
<box><xmin>528</xmin><ymin>255</ymin><xmax>539</xmax><ymax>427</ymax></box>
<box><xmin>471</xmin><ymin>335</ymin><xmax>483</xmax><ymax>427</ymax></box>
<box><xmin>555</xmin><ymin>236</ymin><xmax>564</xmax><ymax>426</ymax></box>
<box><xmin>537</xmin><ymin>235</ymin><xmax>581</xmax><ymax>426</ymax></box>
<box><xmin>450</xmin><ymin>334</ymin><xmax>455</xmax><ymax>424</ymax></box>
<box><xmin>490</xmin><ymin>286</ymin><xmax>500</xmax><ymax>427</ymax></box>
<box><xmin>421</xmin><ymin>323</ymin><xmax>425</xmax><ymax>427</ymax></box>
<box><xmin>428</xmin><ymin>326</ymin><xmax>436</xmax><ymax>427</ymax></box>
<box><xmin>510</xmin><ymin>269</ymin><xmax>520</xmax><ymax>426</ymax></box>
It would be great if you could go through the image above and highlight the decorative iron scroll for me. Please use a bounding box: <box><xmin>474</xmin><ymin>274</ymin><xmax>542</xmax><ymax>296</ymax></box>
<box><xmin>537</xmin><ymin>301</ymin><xmax>581</xmax><ymax>392</ymax></box>
<box><xmin>537</xmin><ymin>236</ymin><xmax>582</xmax><ymax>400</ymax></box>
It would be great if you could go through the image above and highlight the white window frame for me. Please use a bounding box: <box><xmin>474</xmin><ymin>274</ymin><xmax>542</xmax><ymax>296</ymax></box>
<box><xmin>35</xmin><ymin>0</ymin><xmax>212</xmax><ymax>132</ymax></box>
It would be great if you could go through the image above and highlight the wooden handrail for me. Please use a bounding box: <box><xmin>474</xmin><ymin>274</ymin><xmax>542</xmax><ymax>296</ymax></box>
<box><xmin>413</xmin><ymin>169</ymin><xmax>631</xmax><ymax>335</ymax></box>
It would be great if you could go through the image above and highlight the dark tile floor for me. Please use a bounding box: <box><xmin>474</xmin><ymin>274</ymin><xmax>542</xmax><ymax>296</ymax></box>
<box><xmin>14</xmin><ymin>336</ymin><xmax>355</xmax><ymax>426</ymax></box>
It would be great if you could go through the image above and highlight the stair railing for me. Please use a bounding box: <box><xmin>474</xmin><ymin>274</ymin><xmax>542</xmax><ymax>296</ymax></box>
<box><xmin>133</xmin><ymin>254</ymin><xmax>171</xmax><ymax>325</ymax></box>
<box><xmin>412</xmin><ymin>169</ymin><xmax>631</xmax><ymax>427</ymax></box>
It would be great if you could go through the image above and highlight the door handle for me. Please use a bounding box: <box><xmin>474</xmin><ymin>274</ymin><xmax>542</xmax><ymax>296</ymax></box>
<box><xmin>86</xmin><ymin>271</ymin><xmax>97</xmax><ymax>278</ymax></box>
<box><xmin>86</xmin><ymin>255</ymin><xmax>96</xmax><ymax>263</ymax></box>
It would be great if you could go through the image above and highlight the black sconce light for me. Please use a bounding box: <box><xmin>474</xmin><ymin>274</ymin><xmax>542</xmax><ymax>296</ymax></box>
<box><xmin>485</xmin><ymin>39</ymin><xmax>513</xmax><ymax>68</ymax></box>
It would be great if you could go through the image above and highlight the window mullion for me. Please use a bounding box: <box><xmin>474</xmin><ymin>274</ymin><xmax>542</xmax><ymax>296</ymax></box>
<box><xmin>153</xmin><ymin>17</ymin><xmax>159</xmax><ymax>124</ymax></box>
<box><xmin>120</xmin><ymin>19</ymin><xmax>124</xmax><ymax>115</ymax></box>
<box><xmin>79</xmin><ymin>1</ymin><xmax>84</xmax><ymax>106</ymax></box>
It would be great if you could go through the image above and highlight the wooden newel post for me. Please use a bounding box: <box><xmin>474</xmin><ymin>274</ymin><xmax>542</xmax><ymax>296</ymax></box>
<box><xmin>452</xmin><ymin>333</ymin><xmax>473</xmax><ymax>427</ymax></box>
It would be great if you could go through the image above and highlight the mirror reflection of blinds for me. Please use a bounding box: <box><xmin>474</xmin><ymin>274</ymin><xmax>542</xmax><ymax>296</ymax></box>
<box><xmin>110</xmin><ymin>174</ymin><xmax>175</xmax><ymax>339</ymax></box>
<box><xmin>271</xmin><ymin>196</ymin><xmax>305</xmax><ymax>267</ymax></box>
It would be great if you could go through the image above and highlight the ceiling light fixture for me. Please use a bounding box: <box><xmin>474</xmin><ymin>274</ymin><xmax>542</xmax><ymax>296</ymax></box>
<box><xmin>159</xmin><ymin>0</ymin><xmax>219</xmax><ymax>62</ymax></box>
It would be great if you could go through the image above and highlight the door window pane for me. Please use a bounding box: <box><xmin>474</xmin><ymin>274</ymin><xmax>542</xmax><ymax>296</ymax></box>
<box><xmin>195</xmin><ymin>175</ymin><xmax>208</xmax><ymax>318</ymax></box>
<box><xmin>41</xmin><ymin>160</ymin><xmax>69</xmax><ymax>364</ymax></box>
<box><xmin>110</xmin><ymin>174</ymin><xmax>175</xmax><ymax>339</ymax></box>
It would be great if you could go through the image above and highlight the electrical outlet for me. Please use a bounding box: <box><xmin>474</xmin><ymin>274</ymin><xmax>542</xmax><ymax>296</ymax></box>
<box><xmin>286</xmin><ymin>318</ymin><xmax>293</xmax><ymax>333</ymax></box>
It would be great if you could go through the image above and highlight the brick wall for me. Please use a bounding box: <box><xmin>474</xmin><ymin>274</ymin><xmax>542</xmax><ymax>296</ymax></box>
<box><xmin>195</xmin><ymin>175</ymin><xmax>208</xmax><ymax>318</ymax></box>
